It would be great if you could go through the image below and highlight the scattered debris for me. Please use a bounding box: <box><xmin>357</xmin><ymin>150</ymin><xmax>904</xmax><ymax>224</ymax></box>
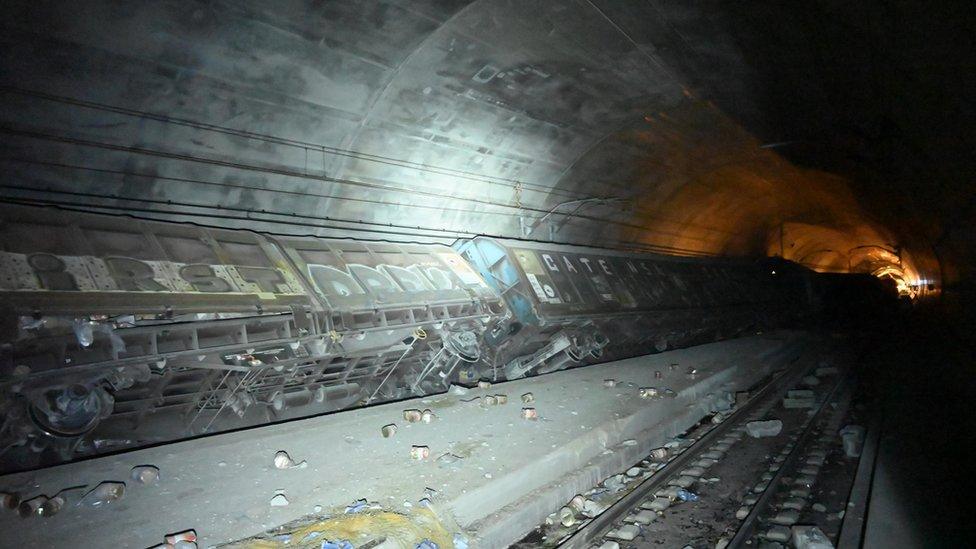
<box><xmin>436</xmin><ymin>453</ymin><xmax>464</xmax><ymax>470</ymax></box>
<box><xmin>559</xmin><ymin>506</ymin><xmax>576</xmax><ymax>527</ymax></box>
<box><xmin>622</xmin><ymin>439</ymin><xmax>638</xmax><ymax>446</ymax></box>
<box><xmin>711</xmin><ymin>391</ymin><xmax>735</xmax><ymax>412</ymax></box>
<box><xmin>270</xmin><ymin>492</ymin><xmax>289</xmax><ymax>507</ymax></box>
<box><xmin>639</xmin><ymin>387</ymin><xmax>659</xmax><ymax>399</ymax></box>
<box><xmin>273</xmin><ymin>451</ymin><xmax>307</xmax><ymax>469</ymax></box>
<box><xmin>649</xmin><ymin>447</ymin><xmax>668</xmax><ymax>460</ymax></box>
<box><xmin>411</xmin><ymin>446</ymin><xmax>431</xmax><ymax>460</ymax></box>
<box><xmin>521</xmin><ymin>407</ymin><xmax>538</xmax><ymax>420</ymax></box>
<box><xmin>680</xmin><ymin>466</ymin><xmax>705</xmax><ymax>477</ymax></box>
<box><xmin>521</xmin><ymin>392</ymin><xmax>534</xmax><ymax>403</ymax></box>
<box><xmin>839</xmin><ymin>425</ymin><xmax>865</xmax><ymax>457</ymax></box>
<box><xmin>604</xmin><ymin>379</ymin><xmax>616</xmax><ymax>388</ymax></box>
<box><xmin>792</xmin><ymin>525</ymin><xmax>835</xmax><ymax>549</ymax></box>
<box><xmin>165</xmin><ymin>530</ymin><xmax>198</xmax><ymax>546</ymax></box>
<box><xmin>421</xmin><ymin>409</ymin><xmax>436</xmax><ymax>423</ymax></box>
<box><xmin>802</xmin><ymin>375</ymin><xmax>821</xmax><ymax>386</ymax></box>
<box><xmin>416</xmin><ymin>539</ymin><xmax>439</xmax><ymax>549</ymax></box>
<box><xmin>686</xmin><ymin>367</ymin><xmax>698</xmax><ymax>379</ymax></box>
<box><xmin>602</xmin><ymin>474</ymin><xmax>626</xmax><ymax>492</ymax></box>
<box><xmin>812</xmin><ymin>503</ymin><xmax>827</xmax><ymax>512</ymax></box>
<box><xmin>72</xmin><ymin>319</ymin><xmax>94</xmax><ymax>347</ymax></box>
<box><xmin>625</xmin><ymin>509</ymin><xmax>656</xmax><ymax>525</ymax></box>
<box><xmin>404</xmin><ymin>409</ymin><xmax>423</xmax><ymax>423</ymax></box>
<box><xmin>79</xmin><ymin>482</ymin><xmax>125</xmax><ymax>507</ymax></box>
<box><xmin>313</xmin><ymin>504</ymin><xmax>323</xmax><ymax>513</ymax></box>
<box><xmin>626</xmin><ymin>467</ymin><xmax>643</xmax><ymax>477</ymax></box>
<box><xmin>477</xmin><ymin>381</ymin><xmax>491</xmax><ymax>389</ymax></box>
<box><xmin>766</xmin><ymin>525</ymin><xmax>792</xmax><ymax>542</ymax></box>
<box><xmin>495</xmin><ymin>394</ymin><xmax>508</xmax><ymax>405</ymax></box>
<box><xmin>382</xmin><ymin>424</ymin><xmax>398</xmax><ymax>438</ymax></box>
<box><xmin>18</xmin><ymin>496</ymin><xmax>46</xmax><ymax>518</ymax></box>
<box><xmin>581</xmin><ymin>498</ymin><xmax>606</xmax><ymax>518</ymax></box>
<box><xmin>344</xmin><ymin>499</ymin><xmax>370</xmax><ymax>514</ymax></box>
<box><xmin>746</xmin><ymin>419</ymin><xmax>783</xmax><ymax>438</ymax></box>
<box><xmin>484</xmin><ymin>395</ymin><xmax>498</xmax><ymax>406</ymax></box>
<box><xmin>131</xmin><ymin>465</ymin><xmax>160</xmax><ymax>485</ymax></box>
<box><xmin>655</xmin><ymin>370</ymin><xmax>663</xmax><ymax>379</ymax></box>
<box><xmin>772</xmin><ymin>509</ymin><xmax>801</xmax><ymax>526</ymax></box>
<box><xmin>321</xmin><ymin>541</ymin><xmax>354</xmax><ymax>549</ymax></box>
<box><xmin>784</xmin><ymin>389</ymin><xmax>816</xmax><ymax>409</ymax></box>
<box><xmin>453</xmin><ymin>532</ymin><xmax>469</xmax><ymax>549</ymax></box>
<box><xmin>658</xmin><ymin>486</ymin><xmax>681</xmax><ymax>499</ymax></box>
<box><xmin>606</xmin><ymin>524</ymin><xmax>640</xmax><ymax>541</ymax></box>
<box><xmin>1</xmin><ymin>492</ymin><xmax>20</xmax><ymax>510</ymax></box>
<box><xmin>676</xmin><ymin>488</ymin><xmax>699</xmax><ymax>502</ymax></box>
<box><xmin>568</xmin><ymin>495</ymin><xmax>587</xmax><ymax>512</ymax></box>
<box><xmin>448</xmin><ymin>384</ymin><xmax>469</xmax><ymax>396</ymax></box>
<box><xmin>39</xmin><ymin>495</ymin><xmax>65</xmax><ymax>517</ymax></box>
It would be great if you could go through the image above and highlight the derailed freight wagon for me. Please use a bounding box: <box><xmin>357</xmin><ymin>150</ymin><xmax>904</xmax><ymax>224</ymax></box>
<box><xmin>0</xmin><ymin>204</ymin><xmax>505</xmax><ymax>471</ymax></box>
<box><xmin>0</xmin><ymin>203</ymin><xmax>812</xmax><ymax>471</ymax></box>
<box><xmin>455</xmin><ymin>237</ymin><xmax>809</xmax><ymax>380</ymax></box>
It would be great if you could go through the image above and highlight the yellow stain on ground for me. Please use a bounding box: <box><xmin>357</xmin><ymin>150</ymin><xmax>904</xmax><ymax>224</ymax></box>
<box><xmin>221</xmin><ymin>507</ymin><xmax>456</xmax><ymax>549</ymax></box>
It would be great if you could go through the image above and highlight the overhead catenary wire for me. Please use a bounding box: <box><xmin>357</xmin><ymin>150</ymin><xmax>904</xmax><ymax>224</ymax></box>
<box><xmin>0</xmin><ymin>86</ymin><xmax>585</xmax><ymax>200</ymax></box>
<box><xmin>0</xmin><ymin>149</ymin><xmax>751</xmax><ymax>241</ymax></box>
<box><xmin>0</xmin><ymin>88</ymin><xmax>752</xmax><ymax>240</ymax></box>
<box><xmin>0</xmin><ymin>194</ymin><xmax>728</xmax><ymax>258</ymax></box>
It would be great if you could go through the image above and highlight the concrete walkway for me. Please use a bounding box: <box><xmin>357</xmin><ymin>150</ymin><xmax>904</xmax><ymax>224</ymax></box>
<box><xmin>0</xmin><ymin>332</ymin><xmax>811</xmax><ymax>549</ymax></box>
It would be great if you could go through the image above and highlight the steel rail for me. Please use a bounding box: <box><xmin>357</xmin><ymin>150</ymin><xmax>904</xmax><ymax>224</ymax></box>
<box><xmin>837</xmin><ymin>411</ymin><xmax>882</xmax><ymax>548</ymax></box>
<box><xmin>558</xmin><ymin>349</ymin><xmax>814</xmax><ymax>549</ymax></box>
<box><xmin>727</xmin><ymin>373</ymin><xmax>849</xmax><ymax>547</ymax></box>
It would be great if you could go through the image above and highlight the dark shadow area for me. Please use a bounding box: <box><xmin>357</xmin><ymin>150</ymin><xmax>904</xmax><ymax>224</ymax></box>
<box><xmin>825</xmin><ymin>284</ymin><xmax>976</xmax><ymax>546</ymax></box>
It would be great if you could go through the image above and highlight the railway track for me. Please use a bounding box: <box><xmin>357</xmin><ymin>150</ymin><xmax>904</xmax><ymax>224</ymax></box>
<box><xmin>725</xmin><ymin>373</ymin><xmax>849</xmax><ymax>547</ymax></box>
<box><xmin>519</xmin><ymin>351</ymin><xmax>861</xmax><ymax>549</ymax></box>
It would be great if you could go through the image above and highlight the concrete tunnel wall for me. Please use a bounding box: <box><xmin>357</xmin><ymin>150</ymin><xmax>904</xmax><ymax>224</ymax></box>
<box><xmin>0</xmin><ymin>0</ymin><xmax>948</xmax><ymax>290</ymax></box>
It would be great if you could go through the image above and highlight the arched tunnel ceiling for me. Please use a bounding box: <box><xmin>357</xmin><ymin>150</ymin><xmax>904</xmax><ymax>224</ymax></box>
<box><xmin>1</xmin><ymin>1</ymin><xmax>972</xmax><ymax>289</ymax></box>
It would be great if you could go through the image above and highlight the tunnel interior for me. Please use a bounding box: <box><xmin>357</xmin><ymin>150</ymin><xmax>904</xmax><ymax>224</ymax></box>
<box><xmin>0</xmin><ymin>2</ymin><xmax>973</xmax><ymax>548</ymax></box>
